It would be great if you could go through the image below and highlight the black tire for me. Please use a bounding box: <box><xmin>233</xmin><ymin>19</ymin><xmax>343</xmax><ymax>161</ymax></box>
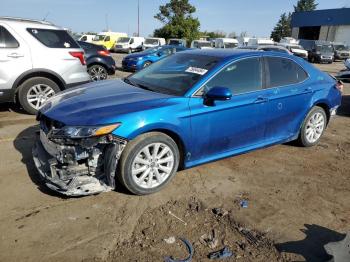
<box><xmin>88</xmin><ymin>64</ymin><xmax>108</xmax><ymax>81</ymax></box>
<box><xmin>143</xmin><ymin>61</ymin><xmax>152</xmax><ymax>68</ymax></box>
<box><xmin>297</xmin><ymin>106</ymin><xmax>327</xmax><ymax>147</ymax></box>
<box><xmin>18</xmin><ymin>77</ymin><xmax>60</xmax><ymax>115</ymax></box>
<box><xmin>118</xmin><ymin>132</ymin><xmax>180</xmax><ymax>195</ymax></box>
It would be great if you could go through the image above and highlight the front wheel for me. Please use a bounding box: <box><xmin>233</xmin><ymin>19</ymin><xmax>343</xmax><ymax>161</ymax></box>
<box><xmin>118</xmin><ymin>132</ymin><xmax>180</xmax><ymax>195</ymax></box>
<box><xmin>298</xmin><ymin>106</ymin><xmax>327</xmax><ymax>147</ymax></box>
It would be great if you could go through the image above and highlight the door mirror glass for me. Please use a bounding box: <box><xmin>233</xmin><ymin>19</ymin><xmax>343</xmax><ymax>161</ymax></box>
<box><xmin>204</xmin><ymin>86</ymin><xmax>232</xmax><ymax>101</ymax></box>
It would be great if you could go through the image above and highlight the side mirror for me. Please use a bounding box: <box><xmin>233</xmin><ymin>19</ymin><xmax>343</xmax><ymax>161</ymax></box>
<box><xmin>157</xmin><ymin>52</ymin><xmax>163</xmax><ymax>57</ymax></box>
<box><xmin>204</xmin><ymin>87</ymin><xmax>232</xmax><ymax>106</ymax></box>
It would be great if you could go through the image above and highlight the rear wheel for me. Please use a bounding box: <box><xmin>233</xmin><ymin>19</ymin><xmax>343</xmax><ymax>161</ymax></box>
<box><xmin>88</xmin><ymin>64</ymin><xmax>108</xmax><ymax>81</ymax></box>
<box><xmin>18</xmin><ymin>77</ymin><xmax>60</xmax><ymax>115</ymax></box>
<box><xmin>298</xmin><ymin>106</ymin><xmax>327</xmax><ymax>147</ymax></box>
<box><xmin>118</xmin><ymin>132</ymin><xmax>180</xmax><ymax>195</ymax></box>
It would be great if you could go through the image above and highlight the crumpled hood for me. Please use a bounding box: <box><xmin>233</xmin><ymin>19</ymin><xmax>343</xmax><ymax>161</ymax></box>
<box><xmin>40</xmin><ymin>80</ymin><xmax>172</xmax><ymax>126</ymax></box>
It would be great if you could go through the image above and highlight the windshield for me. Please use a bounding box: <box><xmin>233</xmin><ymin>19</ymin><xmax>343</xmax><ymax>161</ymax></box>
<box><xmin>118</xmin><ymin>37</ymin><xmax>130</xmax><ymax>44</ymax></box>
<box><xmin>169</xmin><ymin>40</ymin><xmax>180</xmax><ymax>45</ymax></box>
<box><xmin>316</xmin><ymin>44</ymin><xmax>333</xmax><ymax>53</ymax></box>
<box><xmin>141</xmin><ymin>46</ymin><xmax>162</xmax><ymax>54</ymax></box>
<box><xmin>145</xmin><ymin>38</ymin><xmax>159</xmax><ymax>45</ymax></box>
<box><xmin>127</xmin><ymin>53</ymin><xmax>220</xmax><ymax>96</ymax></box>
<box><xmin>334</xmin><ymin>45</ymin><xmax>349</xmax><ymax>51</ymax></box>
<box><xmin>93</xmin><ymin>35</ymin><xmax>105</xmax><ymax>41</ymax></box>
<box><xmin>224</xmin><ymin>43</ymin><xmax>238</xmax><ymax>48</ymax></box>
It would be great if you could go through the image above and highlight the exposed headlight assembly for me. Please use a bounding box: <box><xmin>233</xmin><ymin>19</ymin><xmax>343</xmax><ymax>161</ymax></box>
<box><xmin>50</xmin><ymin>123</ymin><xmax>121</xmax><ymax>139</ymax></box>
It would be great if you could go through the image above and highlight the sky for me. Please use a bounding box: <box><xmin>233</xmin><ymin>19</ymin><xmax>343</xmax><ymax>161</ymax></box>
<box><xmin>1</xmin><ymin>0</ymin><xmax>350</xmax><ymax>37</ymax></box>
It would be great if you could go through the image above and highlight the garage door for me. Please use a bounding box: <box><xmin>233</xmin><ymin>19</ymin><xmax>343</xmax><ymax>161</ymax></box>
<box><xmin>335</xmin><ymin>26</ymin><xmax>350</xmax><ymax>45</ymax></box>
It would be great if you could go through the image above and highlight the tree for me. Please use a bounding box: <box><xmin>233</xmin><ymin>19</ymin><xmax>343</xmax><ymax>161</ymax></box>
<box><xmin>294</xmin><ymin>0</ymin><xmax>318</xmax><ymax>12</ymax></box>
<box><xmin>228</xmin><ymin>32</ymin><xmax>237</xmax><ymax>38</ymax></box>
<box><xmin>270</xmin><ymin>12</ymin><xmax>292</xmax><ymax>42</ymax></box>
<box><xmin>153</xmin><ymin>0</ymin><xmax>200</xmax><ymax>43</ymax></box>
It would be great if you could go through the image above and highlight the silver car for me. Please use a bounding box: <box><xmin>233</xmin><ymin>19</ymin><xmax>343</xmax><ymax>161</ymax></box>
<box><xmin>0</xmin><ymin>17</ymin><xmax>91</xmax><ymax>114</ymax></box>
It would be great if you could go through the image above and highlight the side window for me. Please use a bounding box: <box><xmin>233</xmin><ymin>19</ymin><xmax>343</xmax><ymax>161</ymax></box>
<box><xmin>266</xmin><ymin>57</ymin><xmax>308</xmax><ymax>88</ymax></box>
<box><xmin>27</xmin><ymin>28</ymin><xmax>79</xmax><ymax>48</ymax></box>
<box><xmin>80</xmin><ymin>36</ymin><xmax>87</xmax><ymax>41</ymax></box>
<box><xmin>105</xmin><ymin>36</ymin><xmax>110</xmax><ymax>41</ymax></box>
<box><xmin>0</xmin><ymin>26</ymin><xmax>19</xmax><ymax>48</ymax></box>
<box><xmin>130</xmin><ymin>38</ymin><xmax>134</xmax><ymax>44</ymax></box>
<box><xmin>204</xmin><ymin>57</ymin><xmax>262</xmax><ymax>95</ymax></box>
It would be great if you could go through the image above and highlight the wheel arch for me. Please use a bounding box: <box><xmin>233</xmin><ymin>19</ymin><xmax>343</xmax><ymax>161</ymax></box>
<box><xmin>313</xmin><ymin>101</ymin><xmax>331</xmax><ymax>124</ymax></box>
<box><xmin>12</xmin><ymin>69</ymin><xmax>66</xmax><ymax>102</ymax></box>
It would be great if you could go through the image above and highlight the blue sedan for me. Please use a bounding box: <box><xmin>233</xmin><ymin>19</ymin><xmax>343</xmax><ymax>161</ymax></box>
<box><xmin>122</xmin><ymin>45</ymin><xmax>188</xmax><ymax>71</ymax></box>
<box><xmin>33</xmin><ymin>49</ymin><xmax>342</xmax><ymax>196</ymax></box>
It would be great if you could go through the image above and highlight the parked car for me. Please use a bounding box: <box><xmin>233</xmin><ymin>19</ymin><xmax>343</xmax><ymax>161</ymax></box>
<box><xmin>0</xmin><ymin>17</ymin><xmax>90</xmax><ymax>114</ymax></box>
<box><xmin>190</xmin><ymin>40</ymin><xmax>213</xmax><ymax>49</ymax></box>
<box><xmin>168</xmin><ymin>38</ymin><xmax>187</xmax><ymax>47</ymax></box>
<box><xmin>114</xmin><ymin>36</ymin><xmax>145</xmax><ymax>53</ymax></box>
<box><xmin>279</xmin><ymin>43</ymin><xmax>308</xmax><ymax>59</ymax></box>
<box><xmin>335</xmin><ymin>58</ymin><xmax>350</xmax><ymax>82</ymax></box>
<box><xmin>332</xmin><ymin>43</ymin><xmax>350</xmax><ymax>61</ymax></box>
<box><xmin>299</xmin><ymin>39</ymin><xmax>334</xmax><ymax>64</ymax></box>
<box><xmin>78</xmin><ymin>41</ymin><xmax>115</xmax><ymax>81</ymax></box>
<box><xmin>214</xmin><ymin>38</ymin><xmax>239</xmax><ymax>49</ymax></box>
<box><xmin>79</xmin><ymin>34</ymin><xmax>96</xmax><ymax>43</ymax></box>
<box><xmin>143</xmin><ymin>37</ymin><xmax>166</xmax><ymax>49</ymax></box>
<box><xmin>238</xmin><ymin>45</ymin><xmax>291</xmax><ymax>54</ymax></box>
<box><xmin>248</xmin><ymin>38</ymin><xmax>274</xmax><ymax>46</ymax></box>
<box><xmin>122</xmin><ymin>45</ymin><xmax>187</xmax><ymax>71</ymax></box>
<box><xmin>92</xmin><ymin>31</ymin><xmax>127</xmax><ymax>51</ymax></box>
<box><xmin>33</xmin><ymin>49</ymin><xmax>342</xmax><ymax>196</ymax></box>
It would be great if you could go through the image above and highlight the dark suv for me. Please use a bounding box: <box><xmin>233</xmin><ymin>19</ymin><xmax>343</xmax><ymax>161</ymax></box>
<box><xmin>299</xmin><ymin>40</ymin><xmax>334</xmax><ymax>64</ymax></box>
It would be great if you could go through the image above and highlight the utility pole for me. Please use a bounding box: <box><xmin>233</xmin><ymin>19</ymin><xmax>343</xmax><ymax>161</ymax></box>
<box><xmin>137</xmin><ymin>0</ymin><xmax>140</xmax><ymax>36</ymax></box>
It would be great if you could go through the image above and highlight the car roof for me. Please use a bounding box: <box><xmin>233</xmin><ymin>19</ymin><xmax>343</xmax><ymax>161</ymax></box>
<box><xmin>0</xmin><ymin>16</ymin><xmax>59</xmax><ymax>30</ymax></box>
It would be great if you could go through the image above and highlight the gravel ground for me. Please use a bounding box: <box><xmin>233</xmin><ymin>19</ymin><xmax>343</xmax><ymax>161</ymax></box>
<box><xmin>0</xmin><ymin>59</ymin><xmax>349</xmax><ymax>262</ymax></box>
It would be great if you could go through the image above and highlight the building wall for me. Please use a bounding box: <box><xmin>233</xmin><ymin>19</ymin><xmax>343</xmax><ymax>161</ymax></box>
<box><xmin>334</xmin><ymin>25</ymin><xmax>350</xmax><ymax>45</ymax></box>
<box><xmin>319</xmin><ymin>26</ymin><xmax>337</xmax><ymax>41</ymax></box>
<box><xmin>292</xmin><ymin>27</ymin><xmax>299</xmax><ymax>39</ymax></box>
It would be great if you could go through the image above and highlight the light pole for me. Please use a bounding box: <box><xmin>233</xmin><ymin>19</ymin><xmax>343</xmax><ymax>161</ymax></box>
<box><xmin>137</xmin><ymin>0</ymin><xmax>140</xmax><ymax>36</ymax></box>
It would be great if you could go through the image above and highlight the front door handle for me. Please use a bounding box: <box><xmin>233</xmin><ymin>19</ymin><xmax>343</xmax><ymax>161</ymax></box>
<box><xmin>254</xmin><ymin>96</ymin><xmax>269</xmax><ymax>104</ymax></box>
<box><xmin>7</xmin><ymin>53</ymin><xmax>24</xmax><ymax>58</ymax></box>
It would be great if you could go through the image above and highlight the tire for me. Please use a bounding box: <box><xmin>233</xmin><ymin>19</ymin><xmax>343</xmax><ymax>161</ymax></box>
<box><xmin>118</xmin><ymin>132</ymin><xmax>180</xmax><ymax>195</ymax></box>
<box><xmin>18</xmin><ymin>77</ymin><xmax>60</xmax><ymax>115</ymax></box>
<box><xmin>297</xmin><ymin>106</ymin><xmax>327</xmax><ymax>147</ymax></box>
<box><xmin>88</xmin><ymin>64</ymin><xmax>108</xmax><ymax>81</ymax></box>
<box><xmin>143</xmin><ymin>61</ymin><xmax>152</xmax><ymax>68</ymax></box>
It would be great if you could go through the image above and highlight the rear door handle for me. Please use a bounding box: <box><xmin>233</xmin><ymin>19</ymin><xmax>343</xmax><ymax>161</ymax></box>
<box><xmin>7</xmin><ymin>53</ymin><xmax>24</xmax><ymax>58</ymax></box>
<box><xmin>254</xmin><ymin>96</ymin><xmax>269</xmax><ymax>104</ymax></box>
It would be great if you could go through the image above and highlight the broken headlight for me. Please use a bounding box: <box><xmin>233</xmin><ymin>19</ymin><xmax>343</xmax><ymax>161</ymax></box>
<box><xmin>50</xmin><ymin>123</ymin><xmax>121</xmax><ymax>139</ymax></box>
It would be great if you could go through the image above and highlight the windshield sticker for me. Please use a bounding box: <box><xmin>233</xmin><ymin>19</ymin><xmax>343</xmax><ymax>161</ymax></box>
<box><xmin>185</xmin><ymin>67</ymin><xmax>208</xmax><ymax>75</ymax></box>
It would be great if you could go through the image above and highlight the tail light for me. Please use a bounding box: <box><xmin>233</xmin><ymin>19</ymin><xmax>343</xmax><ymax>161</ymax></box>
<box><xmin>69</xmin><ymin>51</ymin><xmax>86</xmax><ymax>65</ymax></box>
<box><xmin>335</xmin><ymin>80</ymin><xmax>344</xmax><ymax>93</ymax></box>
<box><xmin>97</xmin><ymin>50</ymin><xmax>111</xmax><ymax>57</ymax></box>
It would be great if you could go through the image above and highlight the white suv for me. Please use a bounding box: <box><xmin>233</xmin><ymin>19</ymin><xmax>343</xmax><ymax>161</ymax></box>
<box><xmin>0</xmin><ymin>17</ymin><xmax>91</xmax><ymax>114</ymax></box>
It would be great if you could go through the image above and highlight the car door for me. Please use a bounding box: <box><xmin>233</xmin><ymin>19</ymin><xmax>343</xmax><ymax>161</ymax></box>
<box><xmin>189</xmin><ymin>56</ymin><xmax>269</xmax><ymax>162</ymax></box>
<box><xmin>0</xmin><ymin>24</ymin><xmax>32</xmax><ymax>93</ymax></box>
<box><xmin>262</xmin><ymin>55</ymin><xmax>312</xmax><ymax>141</ymax></box>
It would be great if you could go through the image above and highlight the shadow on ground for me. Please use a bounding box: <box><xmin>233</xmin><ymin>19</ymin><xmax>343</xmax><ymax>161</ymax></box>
<box><xmin>337</xmin><ymin>95</ymin><xmax>350</xmax><ymax>116</ymax></box>
<box><xmin>13</xmin><ymin>125</ymin><xmax>132</xmax><ymax>198</ymax></box>
<box><xmin>275</xmin><ymin>224</ymin><xmax>346</xmax><ymax>262</ymax></box>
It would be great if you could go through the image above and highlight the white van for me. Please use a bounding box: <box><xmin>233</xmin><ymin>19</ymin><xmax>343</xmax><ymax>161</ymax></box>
<box><xmin>143</xmin><ymin>37</ymin><xmax>166</xmax><ymax>49</ymax></box>
<box><xmin>114</xmin><ymin>36</ymin><xmax>145</xmax><ymax>53</ymax></box>
<box><xmin>190</xmin><ymin>40</ymin><xmax>213</xmax><ymax>49</ymax></box>
<box><xmin>280</xmin><ymin>37</ymin><xmax>299</xmax><ymax>45</ymax></box>
<box><xmin>248</xmin><ymin>38</ymin><xmax>274</xmax><ymax>46</ymax></box>
<box><xmin>79</xmin><ymin>34</ymin><xmax>95</xmax><ymax>43</ymax></box>
<box><xmin>215</xmin><ymin>38</ymin><xmax>239</xmax><ymax>49</ymax></box>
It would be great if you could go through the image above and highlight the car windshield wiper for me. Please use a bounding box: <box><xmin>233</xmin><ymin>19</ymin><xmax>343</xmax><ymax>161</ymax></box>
<box><xmin>123</xmin><ymin>77</ymin><xmax>154</xmax><ymax>92</ymax></box>
<box><xmin>123</xmin><ymin>77</ymin><xmax>138</xmax><ymax>87</ymax></box>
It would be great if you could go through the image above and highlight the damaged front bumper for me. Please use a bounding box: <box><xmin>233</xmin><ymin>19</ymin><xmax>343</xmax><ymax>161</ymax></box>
<box><xmin>32</xmin><ymin>130</ymin><xmax>127</xmax><ymax>196</ymax></box>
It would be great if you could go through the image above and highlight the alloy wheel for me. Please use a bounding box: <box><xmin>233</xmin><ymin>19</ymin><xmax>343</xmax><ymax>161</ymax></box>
<box><xmin>131</xmin><ymin>143</ymin><xmax>174</xmax><ymax>189</ymax></box>
<box><xmin>305</xmin><ymin>112</ymin><xmax>325</xmax><ymax>143</ymax></box>
<box><xmin>89</xmin><ymin>65</ymin><xmax>108</xmax><ymax>81</ymax></box>
<box><xmin>26</xmin><ymin>84</ymin><xmax>56</xmax><ymax>110</ymax></box>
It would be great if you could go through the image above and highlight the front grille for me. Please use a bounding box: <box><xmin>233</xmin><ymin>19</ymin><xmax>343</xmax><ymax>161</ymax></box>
<box><xmin>340</xmin><ymin>53</ymin><xmax>349</xmax><ymax>57</ymax></box>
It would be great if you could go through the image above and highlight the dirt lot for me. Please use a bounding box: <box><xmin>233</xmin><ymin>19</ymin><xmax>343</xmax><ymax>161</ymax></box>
<box><xmin>0</xmin><ymin>58</ymin><xmax>349</xmax><ymax>262</ymax></box>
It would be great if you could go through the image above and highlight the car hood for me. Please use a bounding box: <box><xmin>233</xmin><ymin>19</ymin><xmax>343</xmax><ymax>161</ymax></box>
<box><xmin>40</xmin><ymin>80</ymin><xmax>172</xmax><ymax>126</ymax></box>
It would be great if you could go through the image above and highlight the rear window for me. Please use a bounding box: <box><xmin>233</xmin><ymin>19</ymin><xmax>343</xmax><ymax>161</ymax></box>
<box><xmin>27</xmin><ymin>28</ymin><xmax>79</xmax><ymax>48</ymax></box>
<box><xmin>0</xmin><ymin>26</ymin><xmax>19</xmax><ymax>48</ymax></box>
<box><xmin>266</xmin><ymin>57</ymin><xmax>308</xmax><ymax>88</ymax></box>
